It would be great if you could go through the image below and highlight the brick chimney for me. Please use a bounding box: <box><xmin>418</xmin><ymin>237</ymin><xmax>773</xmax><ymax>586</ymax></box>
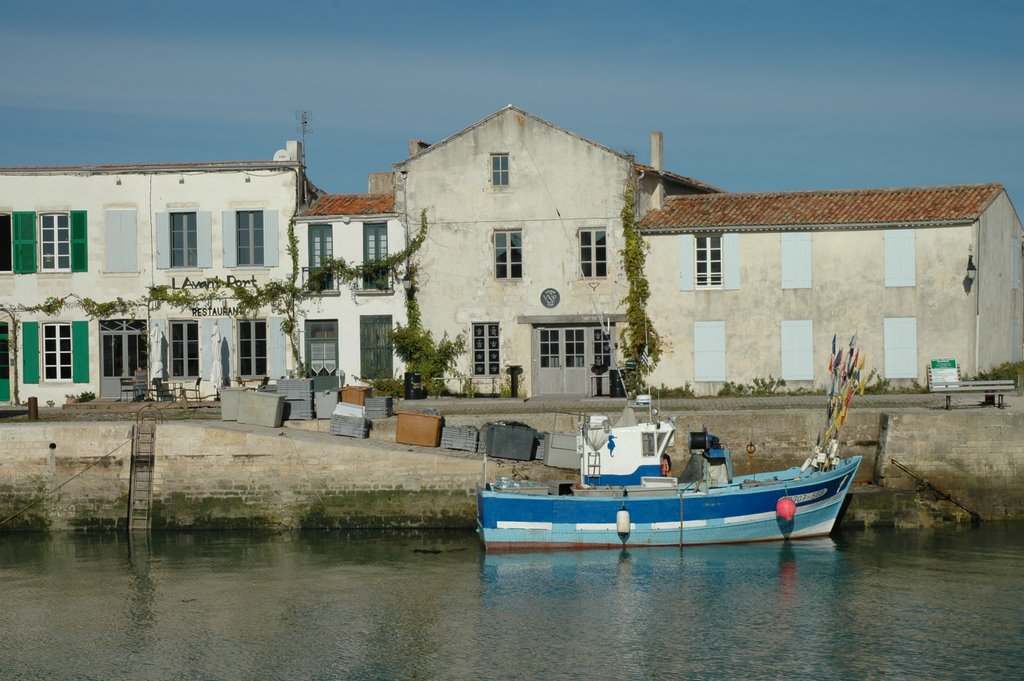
<box><xmin>408</xmin><ymin>139</ymin><xmax>431</xmax><ymax>158</ymax></box>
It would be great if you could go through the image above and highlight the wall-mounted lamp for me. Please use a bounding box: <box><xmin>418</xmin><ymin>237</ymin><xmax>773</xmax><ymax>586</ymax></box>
<box><xmin>245</xmin><ymin>176</ymin><xmax>251</xmax><ymax>183</ymax></box>
<box><xmin>401</xmin><ymin>271</ymin><xmax>413</xmax><ymax>292</ymax></box>
<box><xmin>178</xmin><ymin>176</ymin><xmax>185</xmax><ymax>184</ymax></box>
<box><xmin>963</xmin><ymin>253</ymin><xmax>977</xmax><ymax>294</ymax></box>
<box><xmin>115</xmin><ymin>177</ymin><xmax>122</xmax><ymax>186</ymax></box>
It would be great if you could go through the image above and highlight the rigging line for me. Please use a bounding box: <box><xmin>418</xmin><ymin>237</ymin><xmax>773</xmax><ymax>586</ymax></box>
<box><xmin>0</xmin><ymin>437</ymin><xmax>132</xmax><ymax>527</ymax></box>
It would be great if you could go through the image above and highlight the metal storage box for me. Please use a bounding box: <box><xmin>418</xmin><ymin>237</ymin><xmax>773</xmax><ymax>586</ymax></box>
<box><xmin>542</xmin><ymin>431</ymin><xmax>580</xmax><ymax>469</ymax></box>
<box><xmin>486</xmin><ymin>423</ymin><xmax>537</xmax><ymax>461</ymax></box>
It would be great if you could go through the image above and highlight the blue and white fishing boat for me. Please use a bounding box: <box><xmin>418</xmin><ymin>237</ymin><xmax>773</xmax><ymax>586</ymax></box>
<box><xmin>477</xmin><ymin>336</ymin><xmax>865</xmax><ymax>551</ymax></box>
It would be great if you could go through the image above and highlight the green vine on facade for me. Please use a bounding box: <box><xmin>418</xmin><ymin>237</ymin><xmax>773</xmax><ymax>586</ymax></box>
<box><xmin>391</xmin><ymin>210</ymin><xmax>465</xmax><ymax>395</ymax></box>
<box><xmin>619</xmin><ymin>183</ymin><xmax>660</xmax><ymax>392</ymax></box>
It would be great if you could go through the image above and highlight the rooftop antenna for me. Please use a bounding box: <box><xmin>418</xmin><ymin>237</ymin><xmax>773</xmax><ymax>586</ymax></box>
<box><xmin>296</xmin><ymin>110</ymin><xmax>312</xmax><ymax>150</ymax></box>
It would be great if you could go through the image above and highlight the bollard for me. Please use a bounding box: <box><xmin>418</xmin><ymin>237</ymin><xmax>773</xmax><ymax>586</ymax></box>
<box><xmin>27</xmin><ymin>396</ymin><xmax>39</xmax><ymax>420</ymax></box>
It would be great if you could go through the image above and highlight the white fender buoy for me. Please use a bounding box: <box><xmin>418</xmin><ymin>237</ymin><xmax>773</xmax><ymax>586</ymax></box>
<box><xmin>616</xmin><ymin>508</ymin><xmax>631</xmax><ymax>535</ymax></box>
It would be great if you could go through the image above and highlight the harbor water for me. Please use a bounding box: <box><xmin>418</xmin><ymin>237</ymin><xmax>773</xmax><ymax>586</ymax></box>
<box><xmin>2</xmin><ymin>525</ymin><xmax>1022</xmax><ymax>680</ymax></box>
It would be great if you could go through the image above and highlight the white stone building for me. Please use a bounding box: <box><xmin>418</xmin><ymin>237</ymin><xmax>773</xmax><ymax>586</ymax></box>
<box><xmin>393</xmin><ymin>105</ymin><xmax>717</xmax><ymax>397</ymax></box>
<box><xmin>0</xmin><ymin>142</ymin><xmax>309</xmax><ymax>405</ymax></box>
<box><xmin>293</xmin><ymin>191</ymin><xmax>407</xmax><ymax>389</ymax></box>
<box><xmin>637</xmin><ymin>184</ymin><xmax>1024</xmax><ymax>394</ymax></box>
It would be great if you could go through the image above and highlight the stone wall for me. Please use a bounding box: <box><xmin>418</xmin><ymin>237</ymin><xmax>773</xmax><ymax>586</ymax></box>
<box><xmin>1</xmin><ymin>407</ymin><xmax>1021</xmax><ymax>532</ymax></box>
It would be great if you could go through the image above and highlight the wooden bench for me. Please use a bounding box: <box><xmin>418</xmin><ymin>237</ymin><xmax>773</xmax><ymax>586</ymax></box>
<box><xmin>930</xmin><ymin>380</ymin><xmax>1016</xmax><ymax>410</ymax></box>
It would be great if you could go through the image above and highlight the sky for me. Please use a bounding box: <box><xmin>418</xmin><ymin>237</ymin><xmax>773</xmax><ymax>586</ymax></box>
<box><xmin>2</xmin><ymin>0</ymin><xmax>1023</xmax><ymax>204</ymax></box>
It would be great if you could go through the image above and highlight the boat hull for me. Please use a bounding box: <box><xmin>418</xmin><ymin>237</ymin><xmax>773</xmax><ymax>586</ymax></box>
<box><xmin>477</xmin><ymin>456</ymin><xmax>860</xmax><ymax>550</ymax></box>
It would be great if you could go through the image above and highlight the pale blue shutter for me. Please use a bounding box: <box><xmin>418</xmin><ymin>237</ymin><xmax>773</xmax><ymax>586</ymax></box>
<box><xmin>781</xmin><ymin>232</ymin><xmax>812</xmax><ymax>289</ymax></box>
<box><xmin>197</xmin><ymin>211</ymin><xmax>213</xmax><ymax>268</ymax></box>
<box><xmin>780</xmin><ymin>320</ymin><xmax>814</xmax><ymax>380</ymax></box>
<box><xmin>694</xmin><ymin>321</ymin><xmax>726</xmax><ymax>382</ymax></box>
<box><xmin>268</xmin><ymin>316</ymin><xmax>287</xmax><ymax>379</ymax></box>
<box><xmin>723</xmin><ymin>234</ymin><xmax>740</xmax><ymax>290</ymax></box>
<box><xmin>884</xmin><ymin>317</ymin><xmax>918</xmax><ymax>379</ymax></box>
<box><xmin>678</xmin><ymin>234</ymin><xmax>694</xmax><ymax>291</ymax></box>
<box><xmin>263</xmin><ymin>210</ymin><xmax>279</xmax><ymax>267</ymax></box>
<box><xmin>155</xmin><ymin>212</ymin><xmax>170</xmax><ymax>269</ymax></box>
<box><xmin>884</xmin><ymin>230</ymin><xmax>915</xmax><ymax>287</ymax></box>
<box><xmin>104</xmin><ymin>210</ymin><xmax>138</xmax><ymax>272</ymax></box>
<box><xmin>1011</xmin><ymin>236</ymin><xmax>1020</xmax><ymax>290</ymax></box>
<box><xmin>222</xmin><ymin>211</ymin><xmax>237</xmax><ymax>268</ymax></box>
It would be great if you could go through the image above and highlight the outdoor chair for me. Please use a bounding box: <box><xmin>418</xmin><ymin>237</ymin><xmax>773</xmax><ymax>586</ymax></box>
<box><xmin>150</xmin><ymin>378</ymin><xmax>174</xmax><ymax>402</ymax></box>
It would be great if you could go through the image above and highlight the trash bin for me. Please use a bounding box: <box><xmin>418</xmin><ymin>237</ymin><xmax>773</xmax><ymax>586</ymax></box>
<box><xmin>506</xmin><ymin>365</ymin><xmax>523</xmax><ymax>398</ymax></box>
<box><xmin>608</xmin><ymin>369</ymin><xmax>627</xmax><ymax>398</ymax></box>
<box><xmin>404</xmin><ymin>372</ymin><xmax>424</xmax><ymax>400</ymax></box>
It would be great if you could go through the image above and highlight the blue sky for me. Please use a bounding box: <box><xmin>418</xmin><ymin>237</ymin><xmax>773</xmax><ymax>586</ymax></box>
<box><xmin>3</xmin><ymin>0</ymin><xmax>1022</xmax><ymax>203</ymax></box>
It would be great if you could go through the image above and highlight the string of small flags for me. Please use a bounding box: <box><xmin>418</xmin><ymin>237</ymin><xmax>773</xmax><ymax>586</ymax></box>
<box><xmin>821</xmin><ymin>332</ymin><xmax>866</xmax><ymax>447</ymax></box>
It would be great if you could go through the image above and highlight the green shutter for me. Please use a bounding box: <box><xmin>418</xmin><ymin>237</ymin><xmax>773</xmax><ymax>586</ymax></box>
<box><xmin>72</xmin><ymin>321</ymin><xmax>90</xmax><ymax>383</ymax></box>
<box><xmin>12</xmin><ymin>212</ymin><xmax>36</xmax><ymax>274</ymax></box>
<box><xmin>70</xmin><ymin>210</ymin><xmax>88</xmax><ymax>272</ymax></box>
<box><xmin>22</xmin><ymin>321</ymin><xmax>39</xmax><ymax>384</ymax></box>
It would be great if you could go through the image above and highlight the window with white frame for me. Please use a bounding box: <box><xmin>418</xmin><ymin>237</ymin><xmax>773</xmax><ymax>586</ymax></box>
<box><xmin>473</xmin><ymin>323</ymin><xmax>501</xmax><ymax>376</ymax></box>
<box><xmin>491</xmin><ymin>153</ymin><xmax>509</xmax><ymax>186</ymax></box>
<box><xmin>170</xmin><ymin>212</ymin><xmax>198</xmax><ymax>268</ymax></box>
<box><xmin>236</xmin><ymin>210</ymin><xmax>264</xmax><ymax>266</ymax></box>
<box><xmin>238</xmin><ymin>319</ymin><xmax>267</xmax><ymax>378</ymax></box>
<box><xmin>42</xmin><ymin>323</ymin><xmax>72</xmax><ymax>380</ymax></box>
<box><xmin>40</xmin><ymin>213</ymin><xmax>71</xmax><ymax>271</ymax></box>
<box><xmin>580</xmin><ymin>229</ymin><xmax>607</xmax><ymax>278</ymax></box>
<box><xmin>1</xmin><ymin>214</ymin><xmax>12</xmax><ymax>272</ymax></box>
<box><xmin>695</xmin><ymin>235</ymin><xmax>723</xmax><ymax>288</ymax></box>
<box><xmin>170</xmin><ymin>320</ymin><xmax>200</xmax><ymax>379</ymax></box>
<box><xmin>494</xmin><ymin>230</ymin><xmax>522</xmax><ymax>279</ymax></box>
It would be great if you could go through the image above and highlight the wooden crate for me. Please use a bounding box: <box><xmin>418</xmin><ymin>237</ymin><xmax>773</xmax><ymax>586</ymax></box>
<box><xmin>395</xmin><ymin>412</ymin><xmax>443</xmax><ymax>447</ymax></box>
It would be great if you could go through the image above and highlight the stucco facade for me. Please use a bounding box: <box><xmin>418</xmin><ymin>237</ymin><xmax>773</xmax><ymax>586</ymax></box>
<box><xmin>294</xmin><ymin>193</ymin><xmax>407</xmax><ymax>388</ymax></box>
<box><xmin>393</xmin><ymin>106</ymin><xmax>713</xmax><ymax>397</ymax></box>
<box><xmin>0</xmin><ymin>143</ymin><xmax>307</xmax><ymax>405</ymax></box>
<box><xmin>638</xmin><ymin>185</ymin><xmax>1023</xmax><ymax>395</ymax></box>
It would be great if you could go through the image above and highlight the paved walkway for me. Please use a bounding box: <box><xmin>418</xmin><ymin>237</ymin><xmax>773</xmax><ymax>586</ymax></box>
<box><xmin>4</xmin><ymin>388</ymin><xmax>1019</xmax><ymax>422</ymax></box>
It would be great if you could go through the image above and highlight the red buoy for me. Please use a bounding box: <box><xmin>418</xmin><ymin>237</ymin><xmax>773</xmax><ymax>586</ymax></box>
<box><xmin>776</xmin><ymin>497</ymin><xmax>796</xmax><ymax>521</ymax></box>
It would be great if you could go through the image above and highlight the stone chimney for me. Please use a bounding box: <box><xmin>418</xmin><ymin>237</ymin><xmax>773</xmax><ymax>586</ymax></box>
<box><xmin>408</xmin><ymin>138</ymin><xmax>431</xmax><ymax>158</ymax></box>
<box><xmin>650</xmin><ymin>131</ymin><xmax>663</xmax><ymax>172</ymax></box>
<box><xmin>368</xmin><ymin>172</ymin><xmax>394</xmax><ymax>194</ymax></box>
<box><xmin>650</xmin><ymin>131</ymin><xmax>665</xmax><ymax>210</ymax></box>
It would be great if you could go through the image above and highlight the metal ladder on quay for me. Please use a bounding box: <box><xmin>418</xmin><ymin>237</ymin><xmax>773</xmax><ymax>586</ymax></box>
<box><xmin>127</xmin><ymin>409</ymin><xmax>161</xmax><ymax>532</ymax></box>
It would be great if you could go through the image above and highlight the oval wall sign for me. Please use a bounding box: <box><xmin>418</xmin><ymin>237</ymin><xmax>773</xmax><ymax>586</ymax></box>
<box><xmin>540</xmin><ymin>288</ymin><xmax>561</xmax><ymax>308</ymax></box>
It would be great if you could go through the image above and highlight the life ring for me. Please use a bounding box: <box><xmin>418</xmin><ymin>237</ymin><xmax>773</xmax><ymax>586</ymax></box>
<box><xmin>660</xmin><ymin>454</ymin><xmax>672</xmax><ymax>477</ymax></box>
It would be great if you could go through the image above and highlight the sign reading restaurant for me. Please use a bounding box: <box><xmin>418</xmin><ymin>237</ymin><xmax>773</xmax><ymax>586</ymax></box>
<box><xmin>168</xmin><ymin>275</ymin><xmax>258</xmax><ymax>317</ymax></box>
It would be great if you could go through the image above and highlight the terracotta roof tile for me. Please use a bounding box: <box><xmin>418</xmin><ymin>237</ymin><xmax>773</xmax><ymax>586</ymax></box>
<box><xmin>634</xmin><ymin>163</ymin><xmax>723</xmax><ymax>193</ymax></box>
<box><xmin>306</xmin><ymin>193</ymin><xmax>395</xmax><ymax>216</ymax></box>
<box><xmin>638</xmin><ymin>184</ymin><xmax>1004</xmax><ymax>231</ymax></box>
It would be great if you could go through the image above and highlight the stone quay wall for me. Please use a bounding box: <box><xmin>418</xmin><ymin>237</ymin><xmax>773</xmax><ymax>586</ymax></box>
<box><xmin>1</xmin><ymin>407</ymin><xmax>1021</xmax><ymax>532</ymax></box>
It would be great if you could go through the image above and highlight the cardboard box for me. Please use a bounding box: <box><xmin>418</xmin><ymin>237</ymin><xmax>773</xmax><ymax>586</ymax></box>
<box><xmin>341</xmin><ymin>386</ymin><xmax>373</xmax><ymax>406</ymax></box>
<box><xmin>396</xmin><ymin>411</ymin><xmax>443</xmax><ymax>447</ymax></box>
